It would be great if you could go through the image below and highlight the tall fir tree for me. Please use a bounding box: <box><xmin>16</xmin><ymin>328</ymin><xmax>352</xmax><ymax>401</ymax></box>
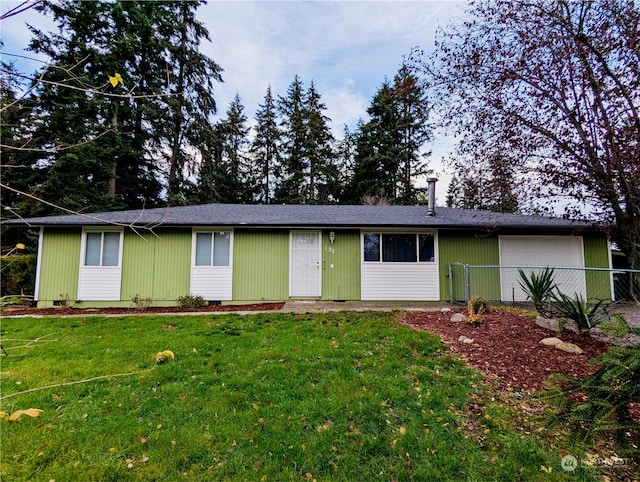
<box><xmin>275</xmin><ymin>76</ymin><xmax>307</xmax><ymax>203</ymax></box>
<box><xmin>196</xmin><ymin>128</ymin><xmax>224</xmax><ymax>204</ymax></box>
<box><xmin>14</xmin><ymin>0</ymin><xmax>222</xmax><ymax>214</ymax></box>
<box><xmin>350</xmin><ymin>81</ymin><xmax>402</xmax><ymax>202</ymax></box>
<box><xmin>446</xmin><ymin>154</ymin><xmax>519</xmax><ymax>213</ymax></box>
<box><xmin>333</xmin><ymin>125</ymin><xmax>357</xmax><ymax>203</ymax></box>
<box><xmin>350</xmin><ymin>66</ymin><xmax>431</xmax><ymax>205</ymax></box>
<box><xmin>214</xmin><ymin>94</ymin><xmax>252</xmax><ymax>203</ymax></box>
<box><xmin>25</xmin><ymin>0</ymin><xmax>126</xmax><ymax>214</ymax></box>
<box><xmin>251</xmin><ymin>85</ymin><xmax>281</xmax><ymax>204</ymax></box>
<box><xmin>392</xmin><ymin>64</ymin><xmax>431</xmax><ymax>204</ymax></box>
<box><xmin>0</xmin><ymin>62</ymin><xmax>48</xmax><ymax>221</ymax></box>
<box><xmin>153</xmin><ymin>0</ymin><xmax>223</xmax><ymax>205</ymax></box>
<box><xmin>303</xmin><ymin>81</ymin><xmax>339</xmax><ymax>204</ymax></box>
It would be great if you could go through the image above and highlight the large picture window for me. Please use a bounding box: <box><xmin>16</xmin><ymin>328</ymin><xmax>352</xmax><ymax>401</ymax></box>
<box><xmin>84</xmin><ymin>232</ymin><xmax>121</xmax><ymax>266</ymax></box>
<box><xmin>195</xmin><ymin>231</ymin><xmax>231</xmax><ymax>266</ymax></box>
<box><xmin>363</xmin><ymin>232</ymin><xmax>435</xmax><ymax>263</ymax></box>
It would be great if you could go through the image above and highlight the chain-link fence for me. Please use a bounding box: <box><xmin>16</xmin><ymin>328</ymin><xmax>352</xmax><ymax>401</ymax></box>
<box><xmin>449</xmin><ymin>263</ymin><xmax>640</xmax><ymax>305</ymax></box>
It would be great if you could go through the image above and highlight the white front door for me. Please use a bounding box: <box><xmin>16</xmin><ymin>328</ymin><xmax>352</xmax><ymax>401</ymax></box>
<box><xmin>290</xmin><ymin>231</ymin><xmax>322</xmax><ymax>297</ymax></box>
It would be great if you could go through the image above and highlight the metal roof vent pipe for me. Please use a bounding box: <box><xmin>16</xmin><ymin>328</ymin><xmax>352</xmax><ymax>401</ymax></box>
<box><xmin>427</xmin><ymin>177</ymin><xmax>438</xmax><ymax>216</ymax></box>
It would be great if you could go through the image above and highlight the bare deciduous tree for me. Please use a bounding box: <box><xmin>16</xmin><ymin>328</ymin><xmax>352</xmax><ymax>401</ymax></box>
<box><xmin>413</xmin><ymin>0</ymin><xmax>640</xmax><ymax>268</ymax></box>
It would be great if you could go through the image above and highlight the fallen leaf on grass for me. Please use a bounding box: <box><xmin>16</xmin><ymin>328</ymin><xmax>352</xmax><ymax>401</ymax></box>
<box><xmin>316</xmin><ymin>420</ymin><xmax>334</xmax><ymax>432</ymax></box>
<box><xmin>7</xmin><ymin>408</ymin><xmax>43</xmax><ymax>421</ymax></box>
<box><xmin>155</xmin><ymin>350</ymin><xmax>175</xmax><ymax>363</ymax></box>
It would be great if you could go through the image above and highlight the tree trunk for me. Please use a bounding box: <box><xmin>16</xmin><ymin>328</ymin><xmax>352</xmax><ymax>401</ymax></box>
<box><xmin>108</xmin><ymin>102</ymin><xmax>118</xmax><ymax>198</ymax></box>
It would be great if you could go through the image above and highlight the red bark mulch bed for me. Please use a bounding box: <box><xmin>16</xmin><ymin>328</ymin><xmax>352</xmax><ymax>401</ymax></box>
<box><xmin>2</xmin><ymin>302</ymin><xmax>285</xmax><ymax>317</ymax></box>
<box><xmin>399</xmin><ymin>308</ymin><xmax>610</xmax><ymax>393</ymax></box>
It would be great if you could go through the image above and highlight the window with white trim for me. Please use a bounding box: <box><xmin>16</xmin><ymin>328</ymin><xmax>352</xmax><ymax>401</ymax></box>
<box><xmin>194</xmin><ymin>231</ymin><xmax>231</xmax><ymax>266</ymax></box>
<box><xmin>84</xmin><ymin>231</ymin><xmax>121</xmax><ymax>266</ymax></box>
<box><xmin>363</xmin><ymin>233</ymin><xmax>435</xmax><ymax>263</ymax></box>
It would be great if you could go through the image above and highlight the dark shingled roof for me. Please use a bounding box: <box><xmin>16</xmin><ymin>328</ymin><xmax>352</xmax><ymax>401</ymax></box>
<box><xmin>2</xmin><ymin>203</ymin><xmax>599</xmax><ymax>231</ymax></box>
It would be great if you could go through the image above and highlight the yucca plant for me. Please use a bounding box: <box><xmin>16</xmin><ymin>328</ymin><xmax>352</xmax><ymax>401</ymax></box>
<box><xmin>551</xmin><ymin>291</ymin><xmax>606</xmax><ymax>333</ymax></box>
<box><xmin>517</xmin><ymin>267</ymin><xmax>557</xmax><ymax>315</ymax></box>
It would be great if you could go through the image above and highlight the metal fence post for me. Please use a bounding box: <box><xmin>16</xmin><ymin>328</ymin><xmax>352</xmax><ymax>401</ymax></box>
<box><xmin>448</xmin><ymin>264</ymin><xmax>454</xmax><ymax>304</ymax></box>
<box><xmin>464</xmin><ymin>264</ymin><xmax>471</xmax><ymax>304</ymax></box>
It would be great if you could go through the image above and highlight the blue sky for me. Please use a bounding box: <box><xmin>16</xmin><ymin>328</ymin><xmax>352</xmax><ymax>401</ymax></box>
<box><xmin>1</xmin><ymin>0</ymin><xmax>467</xmax><ymax>195</ymax></box>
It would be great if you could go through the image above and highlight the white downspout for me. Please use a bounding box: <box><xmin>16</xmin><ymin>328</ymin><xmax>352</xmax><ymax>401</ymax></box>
<box><xmin>34</xmin><ymin>227</ymin><xmax>43</xmax><ymax>304</ymax></box>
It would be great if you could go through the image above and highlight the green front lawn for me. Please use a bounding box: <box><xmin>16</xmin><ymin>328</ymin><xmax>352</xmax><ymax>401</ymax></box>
<box><xmin>1</xmin><ymin>312</ymin><xmax>596</xmax><ymax>480</ymax></box>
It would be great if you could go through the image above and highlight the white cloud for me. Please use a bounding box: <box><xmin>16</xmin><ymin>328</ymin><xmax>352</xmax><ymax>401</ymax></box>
<box><xmin>323</xmin><ymin>81</ymin><xmax>369</xmax><ymax>132</ymax></box>
<box><xmin>201</xmin><ymin>1</ymin><xmax>466</xmax><ymax>126</ymax></box>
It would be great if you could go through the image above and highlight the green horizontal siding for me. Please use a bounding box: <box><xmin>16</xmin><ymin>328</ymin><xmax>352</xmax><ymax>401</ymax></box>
<box><xmin>37</xmin><ymin>228</ymin><xmax>81</xmax><ymax>307</ymax></box>
<box><xmin>438</xmin><ymin>231</ymin><xmax>500</xmax><ymax>301</ymax></box>
<box><xmin>583</xmin><ymin>235</ymin><xmax>611</xmax><ymax>300</ymax></box>
<box><xmin>232</xmin><ymin>229</ymin><xmax>289</xmax><ymax>301</ymax></box>
<box><xmin>121</xmin><ymin>229</ymin><xmax>191</xmax><ymax>302</ymax></box>
<box><xmin>321</xmin><ymin>230</ymin><xmax>360</xmax><ymax>300</ymax></box>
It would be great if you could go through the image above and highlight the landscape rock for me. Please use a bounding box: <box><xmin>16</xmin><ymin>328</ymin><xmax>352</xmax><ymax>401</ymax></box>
<box><xmin>458</xmin><ymin>335</ymin><xmax>474</xmax><ymax>344</ymax></box>
<box><xmin>554</xmin><ymin>341</ymin><xmax>583</xmax><ymax>354</ymax></box>
<box><xmin>440</xmin><ymin>307</ymin><xmax>452</xmax><ymax>313</ymax></box>
<box><xmin>451</xmin><ymin>313</ymin><xmax>467</xmax><ymax>322</ymax></box>
<box><xmin>539</xmin><ymin>337</ymin><xmax>563</xmax><ymax>346</ymax></box>
<box><xmin>535</xmin><ymin>316</ymin><xmax>561</xmax><ymax>332</ymax></box>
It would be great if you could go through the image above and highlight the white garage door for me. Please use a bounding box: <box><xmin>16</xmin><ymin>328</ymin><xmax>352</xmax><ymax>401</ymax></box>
<box><xmin>499</xmin><ymin>236</ymin><xmax>586</xmax><ymax>302</ymax></box>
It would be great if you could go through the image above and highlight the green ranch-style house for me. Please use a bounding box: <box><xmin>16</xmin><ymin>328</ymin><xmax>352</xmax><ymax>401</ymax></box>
<box><xmin>4</xmin><ymin>189</ymin><xmax>613</xmax><ymax>309</ymax></box>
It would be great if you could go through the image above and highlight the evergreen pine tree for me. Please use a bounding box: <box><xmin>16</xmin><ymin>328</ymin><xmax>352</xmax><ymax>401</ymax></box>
<box><xmin>303</xmin><ymin>81</ymin><xmax>339</xmax><ymax>204</ymax></box>
<box><xmin>350</xmin><ymin>66</ymin><xmax>431</xmax><ymax>205</ymax></box>
<box><xmin>276</xmin><ymin>76</ymin><xmax>308</xmax><ymax>203</ymax></box>
<box><xmin>196</xmin><ymin>128</ymin><xmax>224</xmax><ymax>204</ymax></box>
<box><xmin>24</xmin><ymin>0</ymin><xmax>125</xmax><ymax>214</ymax></box>
<box><xmin>0</xmin><ymin>60</ymin><xmax>51</xmax><ymax>246</ymax></box>
<box><xmin>215</xmin><ymin>94</ymin><xmax>252</xmax><ymax>203</ymax></box>
<box><xmin>154</xmin><ymin>0</ymin><xmax>223</xmax><ymax>204</ymax></box>
<box><xmin>446</xmin><ymin>154</ymin><xmax>519</xmax><ymax>213</ymax></box>
<box><xmin>334</xmin><ymin>125</ymin><xmax>357</xmax><ymax>203</ymax></box>
<box><xmin>350</xmin><ymin>81</ymin><xmax>401</xmax><ymax>201</ymax></box>
<box><xmin>251</xmin><ymin>85</ymin><xmax>281</xmax><ymax>204</ymax></box>
<box><xmin>20</xmin><ymin>0</ymin><xmax>221</xmax><ymax>213</ymax></box>
<box><xmin>392</xmin><ymin>65</ymin><xmax>431</xmax><ymax>204</ymax></box>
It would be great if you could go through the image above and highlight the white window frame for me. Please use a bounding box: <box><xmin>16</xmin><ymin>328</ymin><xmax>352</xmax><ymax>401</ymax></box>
<box><xmin>191</xmin><ymin>229</ymin><xmax>233</xmax><ymax>268</ymax></box>
<box><xmin>78</xmin><ymin>228</ymin><xmax>123</xmax><ymax>301</ymax></box>
<box><xmin>360</xmin><ymin>229</ymin><xmax>440</xmax><ymax>301</ymax></box>
<box><xmin>190</xmin><ymin>228</ymin><xmax>234</xmax><ymax>301</ymax></box>
<box><xmin>82</xmin><ymin>230</ymin><xmax>123</xmax><ymax>267</ymax></box>
<box><xmin>362</xmin><ymin>230</ymin><xmax>437</xmax><ymax>264</ymax></box>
